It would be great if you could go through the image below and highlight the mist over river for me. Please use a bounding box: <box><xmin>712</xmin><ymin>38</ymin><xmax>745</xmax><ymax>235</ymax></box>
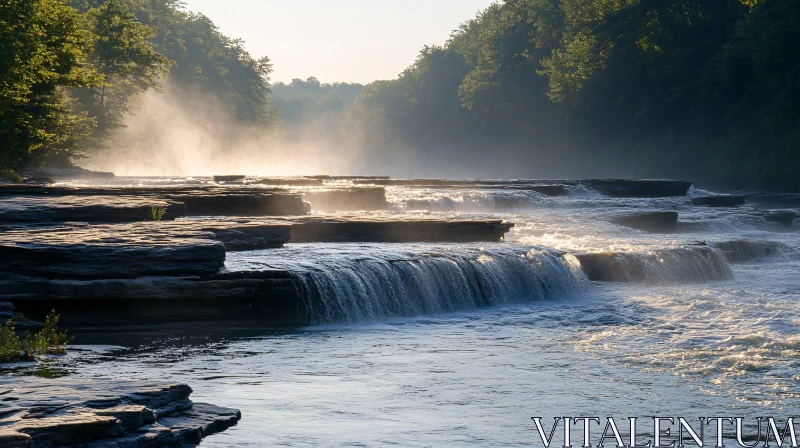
<box><xmin>9</xmin><ymin>178</ymin><xmax>800</xmax><ymax>447</ymax></box>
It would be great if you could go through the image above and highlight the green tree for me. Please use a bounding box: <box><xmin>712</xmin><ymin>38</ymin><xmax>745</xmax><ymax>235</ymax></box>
<box><xmin>0</xmin><ymin>0</ymin><xmax>98</xmax><ymax>172</ymax></box>
<box><xmin>76</xmin><ymin>0</ymin><xmax>169</xmax><ymax>140</ymax></box>
<box><xmin>353</xmin><ymin>0</ymin><xmax>800</xmax><ymax>187</ymax></box>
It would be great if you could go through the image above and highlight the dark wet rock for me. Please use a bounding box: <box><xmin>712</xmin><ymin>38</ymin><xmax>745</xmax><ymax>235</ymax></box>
<box><xmin>0</xmin><ymin>184</ymin><xmax>283</xmax><ymax>197</ymax></box>
<box><xmin>170</xmin><ymin>193</ymin><xmax>307</xmax><ymax>216</ymax></box>
<box><xmin>2</xmin><ymin>215</ymin><xmax>511</xmax><ymax>260</ymax></box>
<box><xmin>309</xmin><ymin>175</ymin><xmax>390</xmax><ymax>181</ymax></box>
<box><xmin>148</xmin><ymin>219</ymin><xmax>291</xmax><ymax>251</ymax></box>
<box><xmin>24</xmin><ymin>167</ymin><xmax>115</xmax><ymax>181</ymax></box>
<box><xmin>6</xmin><ymin>271</ymin><xmax>304</xmax><ymax>327</ymax></box>
<box><xmin>351</xmin><ymin>178</ymin><xmax>572</xmax><ymax>187</ymax></box>
<box><xmin>710</xmin><ymin>240</ymin><xmax>790</xmax><ymax>262</ymax></box>
<box><xmin>575</xmin><ymin>247</ymin><xmax>732</xmax><ymax>282</ymax></box>
<box><xmin>0</xmin><ymin>185</ymin><xmax>228</xmax><ymax>197</ymax></box>
<box><xmin>156</xmin><ymin>403</ymin><xmax>242</xmax><ymax>445</ymax></box>
<box><xmin>193</xmin><ymin>221</ymin><xmax>290</xmax><ymax>250</ymax></box>
<box><xmin>212</xmin><ymin>175</ymin><xmax>246</xmax><ymax>182</ymax></box>
<box><xmin>590</xmin><ymin>179</ymin><xmax>692</xmax><ymax>197</ymax></box>
<box><xmin>349</xmin><ymin>179</ymin><xmax>568</xmax><ymax>196</ymax></box>
<box><xmin>0</xmin><ymin>226</ymin><xmax>226</xmax><ymax>278</ymax></box>
<box><xmin>0</xmin><ymin>186</ymin><xmax>310</xmax><ymax>218</ymax></box>
<box><xmin>0</xmin><ymin>214</ymin><xmax>513</xmax><ymax>325</ymax></box>
<box><xmin>0</xmin><ymin>379</ymin><xmax>239</xmax><ymax>447</ymax></box>
<box><xmin>527</xmin><ymin>185</ymin><xmax>567</xmax><ymax>196</ymax></box>
<box><xmin>352</xmin><ymin>178</ymin><xmax>482</xmax><ymax>186</ymax></box>
<box><xmin>746</xmin><ymin>192</ymin><xmax>800</xmax><ymax>207</ymax></box>
<box><xmin>289</xmin><ymin>217</ymin><xmax>514</xmax><ymax>243</ymax></box>
<box><xmin>249</xmin><ymin>178</ymin><xmax>324</xmax><ymax>186</ymax></box>
<box><xmin>764</xmin><ymin>210</ymin><xmax>797</xmax><ymax>227</ymax></box>
<box><xmin>303</xmin><ymin>188</ymin><xmax>389</xmax><ymax>212</ymax></box>
<box><xmin>0</xmin><ymin>302</ymin><xmax>16</xmax><ymax>322</ymax></box>
<box><xmin>610</xmin><ymin>211</ymin><xmax>678</xmax><ymax>232</ymax></box>
<box><xmin>0</xmin><ymin>218</ymin><xmax>514</xmax><ymax>324</ymax></box>
<box><xmin>0</xmin><ymin>196</ymin><xmax>187</xmax><ymax>223</ymax></box>
<box><xmin>0</xmin><ymin>272</ymin><xmax>45</xmax><ymax>300</ymax></box>
<box><xmin>0</xmin><ymin>432</ymin><xmax>30</xmax><ymax>447</ymax></box>
<box><xmin>692</xmin><ymin>196</ymin><xmax>746</xmax><ymax>207</ymax></box>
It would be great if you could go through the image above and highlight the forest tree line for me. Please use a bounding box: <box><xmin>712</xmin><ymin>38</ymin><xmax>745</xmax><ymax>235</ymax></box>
<box><xmin>271</xmin><ymin>77</ymin><xmax>363</xmax><ymax>145</ymax></box>
<box><xmin>352</xmin><ymin>0</ymin><xmax>799</xmax><ymax>189</ymax></box>
<box><xmin>0</xmin><ymin>0</ymin><xmax>276</xmax><ymax>178</ymax></box>
<box><xmin>2</xmin><ymin>0</ymin><xmax>798</xmax><ymax>188</ymax></box>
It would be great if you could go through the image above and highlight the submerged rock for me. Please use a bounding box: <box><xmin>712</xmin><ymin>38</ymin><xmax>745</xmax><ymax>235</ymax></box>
<box><xmin>610</xmin><ymin>211</ymin><xmax>679</xmax><ymax>232</ymax></box>
<box><xmin>289</xmin><ymin>217</ymin><xmax>514</xmax><ymax>243</ymax></box>
<box><xmin>526</xmin><ymin>185</ymin><xmax>567</xmax><ymax>196</ymax></box>
<box><xmin>24</xmin><ymin>167</ymin><xmax>115</xmax><ymax>181</ymax></box>
<box><xmin>764</xmin><ymin>210</ymin><xmax>798</xmax><ymax>228</ymax></box>
<box><xmin>171</xmin><ymin>193</ymin><xmax>307</xmax><ymax>216</ymax></box>
<box><xmin>590</xmin><ymin>179</ymin><xmax>692</xmax><ymax>197</ymax></box>
<box><xmin>249</xmin><ymin>178</ymin><xmax>324</xmax><ymax>186</ymax></box>
<box><xmin>0</xmin><ymin>378</ymin><xmax>240</xmax><ymax>447</ymax></box>
<box><xmin>692</xmin><ymin>195</ymin><xmax>746</xmax><ymax>207</ymax></box>
<box><xmin>212</xmin><ymin>175</ymin><xmax>246</xmax><ymax>182</ymax></box>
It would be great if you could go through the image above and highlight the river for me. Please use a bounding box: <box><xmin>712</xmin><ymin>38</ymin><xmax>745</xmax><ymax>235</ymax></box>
<box><xmin>13</xmin><ymin>179</ymin><xmax>800</xmax><ymax>446</ymax></box>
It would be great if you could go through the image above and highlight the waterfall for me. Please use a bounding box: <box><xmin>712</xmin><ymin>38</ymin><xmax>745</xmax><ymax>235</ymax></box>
<box><xmin>711</xmin><ymin>240</ymin><xmax>790</xmax><ymax>263</ymax></box>
<box><xmin>289</xmin><ymin>247</ymin><xmax>588</xmax><ymax>324</ymax></box>
<box><xmin>396</xmin><ymin>191</ymin><xmax>548</xmax><ymax>211</ymax></box>
<box><xmin>576</xmin><ymin>246</ymin><xmax>733</xmax><ymax>283</ymax></box>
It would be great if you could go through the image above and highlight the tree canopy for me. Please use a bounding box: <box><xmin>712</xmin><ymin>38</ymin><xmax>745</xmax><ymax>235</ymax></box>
<box><xmin>1</xmin><ymin>0</ymin><xmax>276</xmax><ymax>176</ymax></box>
<box><xmin>354</xmin><ymin>0</ymin><xmax>800</xmax><ymax>189</ymax></box>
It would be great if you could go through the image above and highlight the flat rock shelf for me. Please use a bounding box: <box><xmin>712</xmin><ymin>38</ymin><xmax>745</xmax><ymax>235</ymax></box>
<box><xmin>0</xmin><ymin>378</ymin><xmax>240</xmax><ymax>447</ymax></box>
<box><xmin>0</xmin><ymin>185</ymin><xmax>392</xmax><ymax>214</ymax></box>
<box><xmin>0</xmin><ymin>216</ymin><xmax>515</xmax><ymax>326</ymax></box>
<box><xmin>0</xmin><ymin>196</ymin><xmax>187</xmax><ymax>223</ymax></box>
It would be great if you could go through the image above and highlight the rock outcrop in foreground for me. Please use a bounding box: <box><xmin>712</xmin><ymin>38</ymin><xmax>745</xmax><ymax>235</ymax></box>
<box><xmin>0</xmin><ymin>217</ymin><xmax>514</xmax><ymax>325</ymax></box>
<box><xmin>0</xmin><ymin>378</ymin><xmax>240</xmax><ymax>447</ymax></box>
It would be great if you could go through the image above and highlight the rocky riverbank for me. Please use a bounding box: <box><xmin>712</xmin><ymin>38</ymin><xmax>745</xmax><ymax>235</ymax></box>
<box><xmin>0</xmin><ymin>378</ymin><xmax>240</xmax><ymax>447</ymax></box>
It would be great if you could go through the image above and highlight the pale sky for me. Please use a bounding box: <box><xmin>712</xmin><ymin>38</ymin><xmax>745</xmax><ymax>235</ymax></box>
<box><xmin>183</xmin><ymin>0</ymin><xmax>496</xmax><ymax>84</ymax></box>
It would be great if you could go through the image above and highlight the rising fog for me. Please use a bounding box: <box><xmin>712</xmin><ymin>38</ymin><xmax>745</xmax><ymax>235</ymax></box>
<box><xmin>81</xmin><ymin>84</ymin><xmax>423</xmax><ymax>178</ymax></box>
<box><xmin>81</xmin><ymin>78</ymin><xmax>646</xmax><ymax>180</ymax></box>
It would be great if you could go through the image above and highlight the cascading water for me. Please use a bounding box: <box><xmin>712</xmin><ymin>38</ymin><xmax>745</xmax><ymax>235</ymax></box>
<box><xmin>226</xmin><ymin>244</ymin><xmax>588</xmax><ymax>324</ymax></box>
<box><xmin>392</xmin><ymin>190</ymin><xmax>550</xmax><ymax>212</ymax></box>
<box><xmin>710</xmin><ymin>239</ymin><xmax>791</xmax><ymax>263</ymax></box>
<box><xmin>293</xmin><ymin>247</ymin><xmax>588</xmax><ymax>324</ymax></box>
<box><xmin>576</xmin><ymin>246</ymin><xmax>733</xmax><ymax>283</ymax></box>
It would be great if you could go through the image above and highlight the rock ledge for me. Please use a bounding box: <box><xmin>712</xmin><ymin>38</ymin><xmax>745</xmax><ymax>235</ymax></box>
<box><xmin>0</xmin><ymin>378</ymin><xmax>239</xmax><ymax>447</ymax></box>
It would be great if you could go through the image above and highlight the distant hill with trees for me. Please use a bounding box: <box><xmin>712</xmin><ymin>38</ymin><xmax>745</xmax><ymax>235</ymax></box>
<box><xmin>351</xmin><ymin>0</ymin><xmax>800</xmax><ymax>189</ymax></box>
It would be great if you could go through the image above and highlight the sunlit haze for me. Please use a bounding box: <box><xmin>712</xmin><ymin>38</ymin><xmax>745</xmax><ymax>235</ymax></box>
<box><xmin>182</xmin><ymin>0</ymin><xmax>496</xmax><ymax>84</ymax></box>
